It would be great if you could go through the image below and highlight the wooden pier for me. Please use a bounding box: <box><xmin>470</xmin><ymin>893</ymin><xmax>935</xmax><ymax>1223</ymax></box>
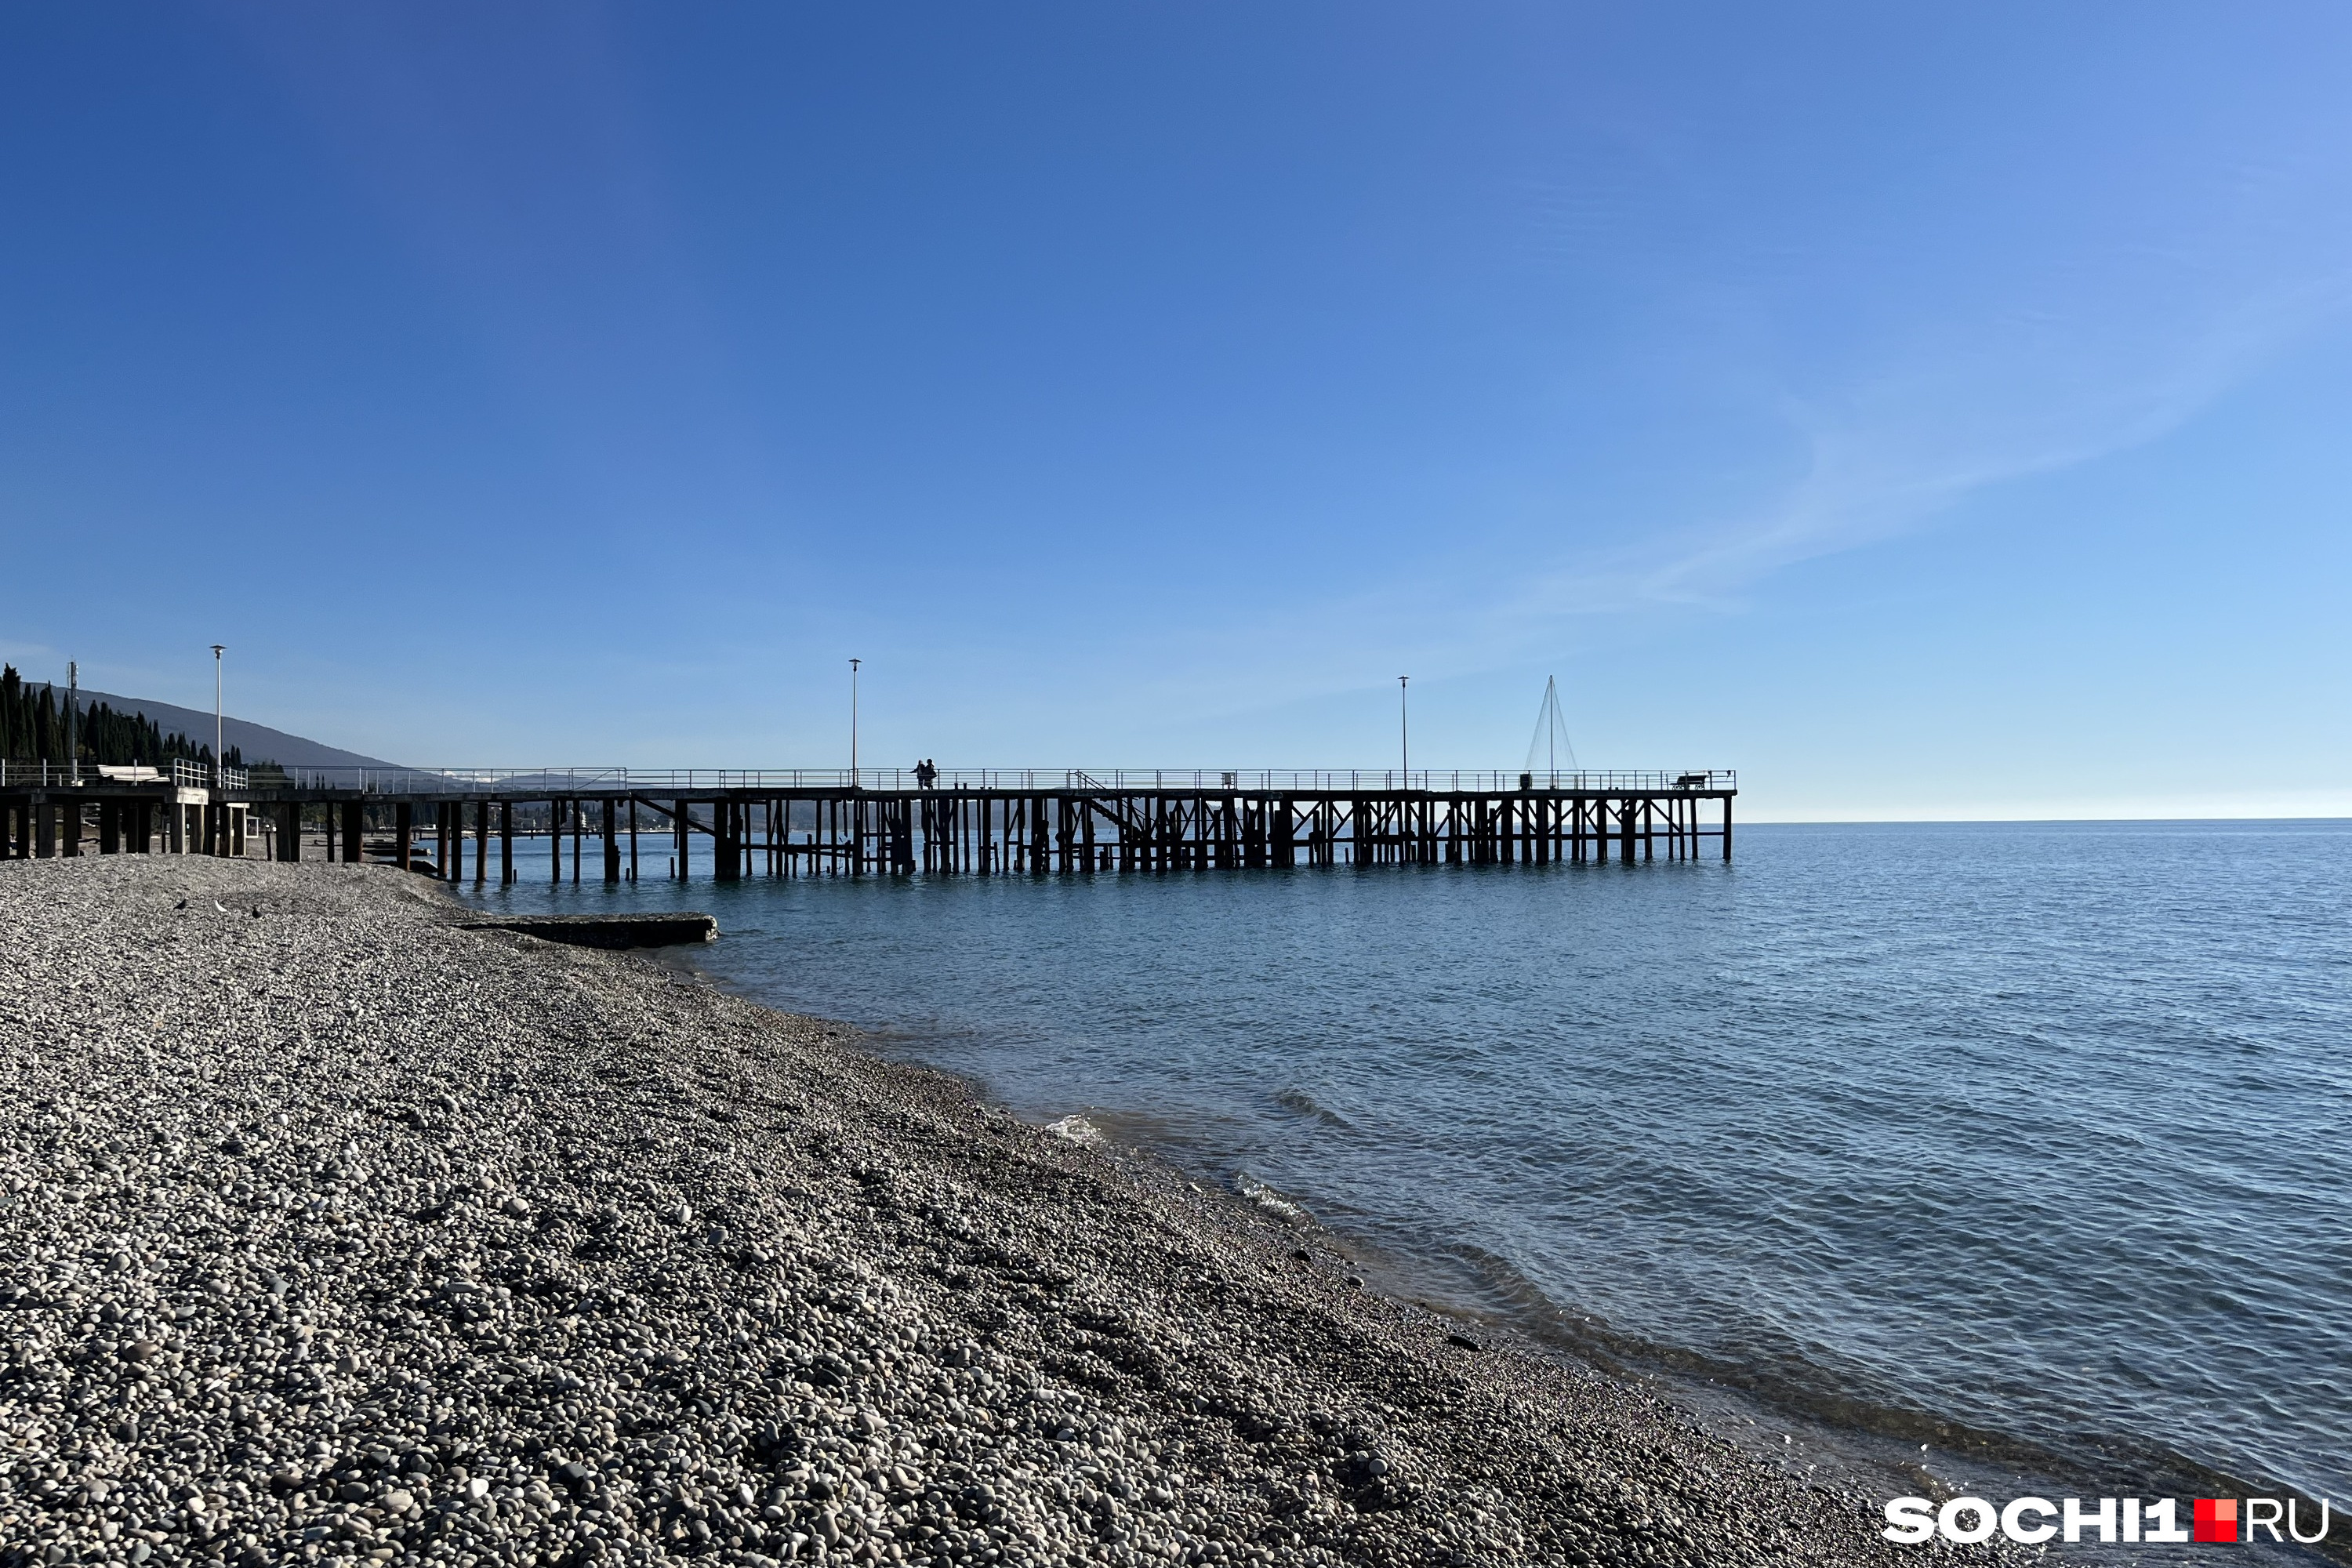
<box><xmin>2</xmin><ymin>765</ymin><xmax>1735</xmax><ymax>882</ymax></box>
<box><xmin>0</xmin><ymin>760</ymin><xmax>253</xmax><ymax>861</ymax></box>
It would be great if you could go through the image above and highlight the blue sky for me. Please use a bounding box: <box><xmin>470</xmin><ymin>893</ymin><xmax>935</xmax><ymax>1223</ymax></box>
<box><xmin>3</xmin><ymin>4</ymin><xmax>2348</xmax><ymax>818</ymax></box>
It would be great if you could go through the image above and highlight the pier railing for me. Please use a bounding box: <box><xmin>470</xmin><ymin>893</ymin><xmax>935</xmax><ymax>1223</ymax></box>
<box><xmin>235</xmin><ymin>766</ymin><xmax>1736</xmax><ymax>796</ymax></box>
<box><xmin>177</xmin><ymin>760</ymin><xmax>248</xmax><ymax>791</ymax></box>
<box><xmin>0</xmin><ymin>759</ymin><xmax>245</xmax><ymax>790</ymax></box>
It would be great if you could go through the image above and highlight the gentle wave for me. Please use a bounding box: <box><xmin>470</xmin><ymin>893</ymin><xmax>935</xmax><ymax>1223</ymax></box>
<box><xmin>462</xmin><ymin>818</ymin><xmax>2352</xmax><ymax>1520</ymax></box>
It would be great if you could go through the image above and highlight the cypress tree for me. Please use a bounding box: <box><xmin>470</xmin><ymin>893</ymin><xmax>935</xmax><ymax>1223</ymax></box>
<box><xmin>33</xmin><ymin>685</ymin><xmax>57</xmax><ymax>764</ymax></box>
<box><xmin>0</xmin><ymin>672</ymin><xmax>271</xmax><ymax>771</ymax></box>
<box><xmin>1</xmin><ymin>665</ymin><xmax>21</xmax><ymax>761</ymax></box>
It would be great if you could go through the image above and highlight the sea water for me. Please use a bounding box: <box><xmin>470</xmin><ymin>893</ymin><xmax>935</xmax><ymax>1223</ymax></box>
<box><xmin>453</xmin><ymin>819</ymin><xmax>2351</xmax><ymax>1512</ymax></box>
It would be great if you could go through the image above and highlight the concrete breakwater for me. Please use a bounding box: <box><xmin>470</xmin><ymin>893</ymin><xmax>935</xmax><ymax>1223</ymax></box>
<box><xmin>0</xmin><ymin>859</ymin><xmax>1936</xmax><ymax>1567</ymax></box>
<box><xmin>454</xmin><ymin>913</ymin><xmax>719</xmax><ymax>951</ymax></box>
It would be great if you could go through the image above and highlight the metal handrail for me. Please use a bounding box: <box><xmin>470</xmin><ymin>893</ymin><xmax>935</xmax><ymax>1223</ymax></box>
<box><xmin>0</xmin><ymin>759</ymin><xmax>245</xmax><ymax>790</ymax></box>
<box><xmin>229</xmin><ymin>765</ymin><xmax>1737</xmax><ymax>796</ymax></box>
<box><xmin>175</xmin><ymin>759</ymin><xmax>248</xmax><ymax>791</ymax></box>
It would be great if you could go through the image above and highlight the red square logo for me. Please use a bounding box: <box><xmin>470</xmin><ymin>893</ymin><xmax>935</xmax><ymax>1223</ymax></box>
<box><xmin>2194</xmin><ymin>1498</ymin><xmax>2238</xmax><ymax>1544</ymax></box>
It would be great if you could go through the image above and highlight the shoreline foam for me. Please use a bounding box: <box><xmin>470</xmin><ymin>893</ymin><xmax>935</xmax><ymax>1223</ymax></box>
<box><xmin>2</xmin><ymin>858</ymin><xmax>1966</xmax><ymax>1566</ymax></box>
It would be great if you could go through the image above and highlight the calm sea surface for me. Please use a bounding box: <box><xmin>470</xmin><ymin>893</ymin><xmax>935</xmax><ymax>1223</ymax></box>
<box><xmin>454</xmin><ymin>820</ymin><xmax>2351</xmax><ymax>1510</ymax></box>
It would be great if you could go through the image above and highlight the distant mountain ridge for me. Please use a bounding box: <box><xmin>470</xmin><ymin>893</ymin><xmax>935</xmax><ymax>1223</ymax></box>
<box><xmin>73</xmin><ymin>688</ymin><xmax>397</xmax><ymax>770</ymax></box>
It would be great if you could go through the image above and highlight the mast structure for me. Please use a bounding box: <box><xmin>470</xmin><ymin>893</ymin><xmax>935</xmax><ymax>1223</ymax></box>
<box><xmin>1524</xmin><ymin>676</ymin><xmax>1579</xmax><ymax>781</ymax></box>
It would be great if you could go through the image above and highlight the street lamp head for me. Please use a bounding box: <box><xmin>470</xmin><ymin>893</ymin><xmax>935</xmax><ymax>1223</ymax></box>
<box><xmin>212</xmin><ymin>644</ymin><xmax>225</xmax><ymax>655</ymax></box>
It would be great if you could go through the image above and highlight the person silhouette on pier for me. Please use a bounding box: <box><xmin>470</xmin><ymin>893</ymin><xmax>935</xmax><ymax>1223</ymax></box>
<box><xmin>916</xmin><ymin>758</ymin><xmax>937</xmax><ymax>789</ymax></box>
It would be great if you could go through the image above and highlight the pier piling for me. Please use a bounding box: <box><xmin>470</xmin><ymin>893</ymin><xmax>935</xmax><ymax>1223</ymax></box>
<box><xmin>11</xmin><ymin>768</ymin><xmax>1733</xmax><ymax>881</ymax></box>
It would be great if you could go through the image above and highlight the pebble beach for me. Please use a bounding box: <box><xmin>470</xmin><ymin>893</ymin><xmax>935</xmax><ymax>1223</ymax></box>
<box><xmin>0</xmin><ymin>857</ymin><xmax>1949</xmax><ymax>1568</ymax></box>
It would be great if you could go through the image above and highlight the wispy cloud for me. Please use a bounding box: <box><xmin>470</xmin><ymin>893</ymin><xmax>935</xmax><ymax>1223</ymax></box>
<box><xmin>1054</xmin><ymin>259</ymin><xmax>2352</xmax><ymax>740</ymax></box>
<box><xmin>0</xmin><ymin>639</ymin><xmax>60</xmax><ymax>674</ymax></box>
<box><xmin>1480</xmin><ymin>262</ymin><xmax>2352</xmax><ymax>649</ymax></box>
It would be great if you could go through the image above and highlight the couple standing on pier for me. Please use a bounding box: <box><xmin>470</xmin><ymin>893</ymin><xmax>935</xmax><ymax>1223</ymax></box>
<box><xmin>915</xmin><ymin>758</ymin><xmax>939</xmax><ymax>789</ymax></box>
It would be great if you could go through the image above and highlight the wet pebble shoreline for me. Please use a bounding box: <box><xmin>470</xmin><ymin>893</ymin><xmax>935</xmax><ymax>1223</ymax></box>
<box><xmin>2</xmin><ymin>858</ymin><xmax>1946</xmax><ymax>1566</ymax></box>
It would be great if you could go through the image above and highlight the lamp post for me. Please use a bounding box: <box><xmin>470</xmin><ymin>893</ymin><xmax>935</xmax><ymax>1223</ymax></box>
<box><xmin>66</xmin><ymin>661</ymin><xmax>79</xmax><ymax>784</ymax></box>
<box><xmin>211</xmin><ymin>644</ymin><xmax>226</xmax><ymax>786</ymax></box>
<box><xmin>1399</xmin><ymin>674</ymin><xmax>1410</xmax><ymax>786</ymax></box>
<box><xmin>848</xmin><ymin>658</ymin><xmax>861</xmax><ymax>786</ymax></box>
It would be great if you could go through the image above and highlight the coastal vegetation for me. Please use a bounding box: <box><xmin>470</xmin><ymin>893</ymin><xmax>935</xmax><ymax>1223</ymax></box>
<box><xmin>0</xmin><ymin>665</ymin><xmax>242</xmax><ymax>772</ymax></box>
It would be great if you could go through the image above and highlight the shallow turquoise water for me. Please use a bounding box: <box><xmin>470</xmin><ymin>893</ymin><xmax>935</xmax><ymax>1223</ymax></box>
<box><xmin>455</xmin><ymin>819</ymin><xmax>2352</xmax><ymax>1509</ymax></box>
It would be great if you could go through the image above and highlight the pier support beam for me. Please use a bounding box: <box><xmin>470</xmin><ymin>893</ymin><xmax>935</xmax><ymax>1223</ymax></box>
<box><xmin>201</xmin><ymin>782</ymin><xmax>1732</xmax><ymax>884</ymax></box>
<box><xmin>713</xmin><ymin>801</ymin><xmax>739</xmax><ymax>882</ymax></box>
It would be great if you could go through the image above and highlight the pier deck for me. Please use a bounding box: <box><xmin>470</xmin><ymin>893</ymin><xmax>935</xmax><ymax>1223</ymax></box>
<box><xmin>2</xmin><ymin>765</ymin><xmax>1735</xmax><ymax>880</ymax></box>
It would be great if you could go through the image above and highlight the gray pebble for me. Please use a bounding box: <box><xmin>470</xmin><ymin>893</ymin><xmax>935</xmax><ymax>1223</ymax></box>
<box><xmin>0</xmin><ymin>857</ymin><xmax>1987</xmax><ymax>1568</ymax></box>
